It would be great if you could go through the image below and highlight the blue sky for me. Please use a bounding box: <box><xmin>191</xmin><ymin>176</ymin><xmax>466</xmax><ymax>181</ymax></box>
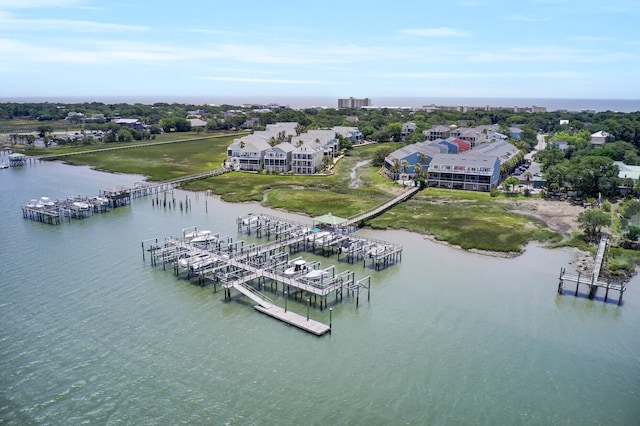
<box><xmin>0</xmin><ymin>0</ymin><xmax>639</xmax><ymax>101</ymax></box>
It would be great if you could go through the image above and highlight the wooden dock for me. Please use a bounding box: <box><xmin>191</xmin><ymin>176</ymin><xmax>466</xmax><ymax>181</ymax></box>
<box><xmin>254</xmin><ymin>305</ymin><xmax>330</xmax><ymax>336</ymax></box>
<box><xmin>557</xmin><ymin>235</ymin><xmax>626</xmax><ymax>304</ymax></box>
<box><xmin>142</xmin><ymin>217</ymin><xmax>399</xmax><ymax>335</ymax></box>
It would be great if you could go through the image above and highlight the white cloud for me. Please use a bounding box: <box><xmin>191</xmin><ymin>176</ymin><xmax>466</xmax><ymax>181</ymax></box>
<box><xmin>401</xmin><ymin>27</ymin><xmax>469</xmax><ymax>37</ymax></box>
<box><xmin>376</xmin><ymin>71</ymin><xmax>584</xmax><ymax>80</ymax></box>
<box><xmin>0</xmin><ymin>0</ymin><xmax>83</xmax><ymax>7</ymax></box>
<box><xmin>202</xmin><ymin>76</ymin><xmax>327</xmax><ymax>85</ymax></box>
<box><xmin>0</xmin><ymin>12</ymin><xmax>147</xmax><ymax>32</ymax></box>
<box><xmin>468</xmin><ymin>46</ymin><xmax>634</xmax><ymax>63</ymax></box>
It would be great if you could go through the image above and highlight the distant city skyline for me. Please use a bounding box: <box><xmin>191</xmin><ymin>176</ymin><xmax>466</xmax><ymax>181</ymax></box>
<box><xmin>1</xmin><ymin>0</ymin><xmax>639</xmax><ymax>100</ymax></box>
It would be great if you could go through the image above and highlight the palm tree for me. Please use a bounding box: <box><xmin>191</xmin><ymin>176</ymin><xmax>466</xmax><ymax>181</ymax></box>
<box><xmin>391</xmin><ymin>158</ymin><xmax>401</xmax><ymax>180</ymax></box>
<box><xmin>401</xmin><ymin>160</ymin><xmax>410</xmax><ymax>175</ymax></box>
<box><xmin>414</xmin><ymin>163</ymin><xmax>422</xmax><ymax>179</ymax></box>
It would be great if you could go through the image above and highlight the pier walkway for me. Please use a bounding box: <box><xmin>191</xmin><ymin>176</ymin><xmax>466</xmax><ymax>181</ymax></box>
<box><xmin>341</xmin><ymin>186</ymin><xmax>420</xmax><ymax>228</ymax></box>
<box><xmin>558</xmin><ymin>235</ymin><xmax>626</xmax><ymax>304</ymax></box>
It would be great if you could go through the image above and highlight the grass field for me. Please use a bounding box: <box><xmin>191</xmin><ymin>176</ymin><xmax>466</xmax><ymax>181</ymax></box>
<box><xmin>40</xmin><ymin>134</ymin><xmax>234</xmax><ymax>180</ymax></box>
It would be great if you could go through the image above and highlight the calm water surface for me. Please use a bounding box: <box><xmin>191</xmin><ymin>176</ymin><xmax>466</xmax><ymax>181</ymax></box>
<box><xmin>1</xmin><ymin>160</ymin><xmax>639</xmax><ymax>425</ymax></box>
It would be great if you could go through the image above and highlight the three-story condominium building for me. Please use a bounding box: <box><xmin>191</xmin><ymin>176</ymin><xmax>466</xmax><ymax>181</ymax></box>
<box><xmin>263</xmin><ymin>142</ymin><xmax>295</xmax><ymax>173</ymax></box>
<box><xmin>291</xmin><ymin>143</ymin><xmax>324</xmax><ymax>174</ymax></box>
<box><xmin>427</xmin><ymin>154</ymin><xmax>500</xmax><ymax>192</ymax></box>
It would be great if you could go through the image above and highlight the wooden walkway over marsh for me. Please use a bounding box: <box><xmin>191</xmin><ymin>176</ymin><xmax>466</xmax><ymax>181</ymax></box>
<box><xmin>342</xmin><ymin>186</ymin><xmax>420</xmax><ymax>228</ymax></box>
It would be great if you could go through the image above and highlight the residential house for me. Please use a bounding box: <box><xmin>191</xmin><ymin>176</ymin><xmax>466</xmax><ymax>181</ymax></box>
<box><xmin>291</xmin><ymin>143</ymin><xmax>324</xmax><ymax>174</ymax></box>
<box><xmin>401</xmin><ymin>122</ymin><xmax>417</xmax><ymax>140</ymax></box>
<box><xmin>591</xmin><ymin>130</ymin><xmax>612</xmax><ymax>146</ymax></box>
<box><xmin>296</xmin><ymin>129</ymin><xmax>340</xmax><ymax>157</ymax></box>
<box><xmin>467</xmin><ymin>140</ymin><xmax>519</xmax><ymax>164</ymax></box>
<box><xmin>334</xmin><ymin>126</ymin><xmax>363</xmax><ymax>144</ymax></box>
<box><xmin>227</xmin><ymin>135</ymin><xmax>271</xmax><ymax>171</ymax></box>
<box><xmin>486</xmin><ymin>132</ymin><xmax>508</xmax><ymax>142</ymax></box>
<box><xmin>187</xmin><ymin>118</ymin><xmax>207</xmax><ymax>128</ymax></box>
<box><xmin>263</xmin><ymin>142</ymin><xmax>295</xmax><ymax>173</ymax></box>
<box><xmin>445</xmin><ymin>137</ymin><xmax>471</xmax><ymax>153</ymax></box>
<box><xmin>423</xmin><ymin>125</ymin><xmax>454</xmax><ymax>141</ymax></box>
<box><xmin>383</xmin><ymin>142</ymin><xmax>443</xmax><ymax>179</ymax></box>
<box><xmin>509</xmin><ymin>126</ymin><xmax>523</xmax><ymax>140</ymax></box>
<box><xmin>112</xmin><ymin>118</ymin><xmax>144</xmax><ymax>132</ymax></box>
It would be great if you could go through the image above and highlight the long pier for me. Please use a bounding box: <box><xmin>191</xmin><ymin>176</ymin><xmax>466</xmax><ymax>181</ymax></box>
<box><xmin>557</xmin><ymin>235</ymin><xmax>626</xmax><ymax>305</ymax></box>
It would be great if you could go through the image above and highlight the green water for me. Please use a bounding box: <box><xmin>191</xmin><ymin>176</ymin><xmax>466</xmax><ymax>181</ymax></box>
<box><xmin>1</xmin><ymin>160</ymin><xmax>639</xmax><ymax>425</ymax></box>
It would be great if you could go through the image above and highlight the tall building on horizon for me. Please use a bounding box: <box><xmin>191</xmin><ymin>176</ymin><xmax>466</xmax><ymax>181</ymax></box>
<box><xmin>338</xmin><ymin>97</ymin><xmax>372</xmax><ymax>109</ymax></box>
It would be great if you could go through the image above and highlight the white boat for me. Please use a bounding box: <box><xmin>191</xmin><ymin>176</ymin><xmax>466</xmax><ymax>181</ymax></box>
<box><xmin>307</xmin><ymin>231</ymin><xmax>330</xmax><ymax>242</ymax></box>
<box><xmin>40</xmin><ymin>197</ymin><xmax>55</xmax><ymax>207</ymax></box>
<box><xmin>72</xmin><ymin>201</ymin><xmax>90</xmax><ymax>210</ymax></box>
<box><xmin>304</xmin><ymin>269</ymin><xmax>329</xmax><ymax>280</ymax></box>
<box><xmin>284</xmin><ymin>259</ymin><xmax>308</xmax><ymax>276</ymax></box>
<box><xmin>241</xmin><ymin>215</ymin><xmax>258</xmax><ymax>226</ymax></box>
<box><xmin>366</xmin><ymin>245</ymin><xmax>387</xmax><ymax>257</ymax></box>
<box><xmin>91</xmin><ymin>196</ymin><xmax>109</xmax><ymax>205</ymax></box>
<box><xmin>189</xmin><ymin>255</ymin><xmax>216</xmax><ymax>272</ymax></box>
<box><xmin>178</xmin><ymin>252</ymin><xmax>211</xmax><ymax>270</ymax></box>
<box><xmin>191</xmin><ymin>233</ymin><xmax>218</xmax><ymax>245</ymax></box>
<box><xmin>184</xmin><ymin>230</ymin><xmax>211</xmax><ymax>240</ymax></box>
<box><xmin>26</xmin><ymin>199</ymin><xmax>40</xmax><ymax>208</ymax></box>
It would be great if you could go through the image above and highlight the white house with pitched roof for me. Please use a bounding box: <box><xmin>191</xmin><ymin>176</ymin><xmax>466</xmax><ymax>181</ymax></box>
<box><xmin>291</xmin><ymin>143</ymin><xmax>324</xmax><ymax>174</ymax></box>
<box><xmin>227</xmin><ymin>135</ymin><xmax>271</xmax><ymax>171</ymax></box>
<box><xmin>591</xmin><ymin>130</ymin><xmax>611</xmax><ymax>146</ymax></box>
<box><xmin>263</xmin><ymin>142</ymin><xmax>295</xmax><ymax>173</ymax></box>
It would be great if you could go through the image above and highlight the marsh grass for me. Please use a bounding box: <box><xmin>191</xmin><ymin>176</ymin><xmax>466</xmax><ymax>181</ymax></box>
<box><xmin>31</xmin><ymin>139</ymin><xmax>563</xmax><ymax>252</ymax></box>
<box><xmin>367</xmin><ymin>189</ymin><xmax>561</xmax><ymax>252</ymax></box>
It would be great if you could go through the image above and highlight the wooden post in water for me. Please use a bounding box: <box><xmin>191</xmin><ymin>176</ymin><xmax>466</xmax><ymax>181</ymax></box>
<box><xmin>284</xmin><ymin>291</ymin><xmax>288</xmax><ymax>313</ymax></box>
<box><xmin>557</xmin><ymin>267</ymin><xmax>564</xmax><ymax>294</ymax></box>
<box><xmin>604</xmin><ymin>280</ymin><xmax>610</xmax><ymax>302</ymax></box>
<box><xmin>575</xmin><ymin>271</ymin><xmax>581</xmax><ymax>296</ymax></box>
<box><xmin>329</xmin><ymin>308</ymin><xmax>332</xmax><ymax>330</ymax></box>
<box><xmin>307</xmin><ymin>298</ymin><xmax>310</xmax><ymax>321</ymax></box>
<box><xmin>618</xmin><ymin>288</ymin><xmax>624</xmax><ymax>305</ymax></box>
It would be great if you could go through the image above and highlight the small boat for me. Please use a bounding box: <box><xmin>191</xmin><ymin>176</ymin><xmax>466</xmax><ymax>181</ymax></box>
<box><xmin>284</xmin><ymin>259</ymin><xmax>308</xmax><ymax>276</ymax></box>
<box><xmin>304</xmin><ymin>269</ymin><xmax>329</xmax><ymax>280</ymax></box>
<box><xmin>72</xmin><ymin>201</ymin><xmax>90</xmax><ymax>210</ymax></box>
<box><xmin>0</xmin><ymin>164</ymin><xmax>8</xmax><ymax>169</ymax></box>
<box><xmin>241</xmin><ymin>215</ymin><xmax>259</xmax><ymax>226</ymax></box>
<box><xmin>366</xmin><ymin>245</ymin><xmax>387</xmax><ymax>257</ymax></box>
<box><xmin>184</xmin><ymin>230</ymin><xmax>211</xmax><ymax>241</ymax></box>
<box><xmin>40</xmin><ymin>197</ymin><xmax>55</xmax><ymax>207</ymax></box>
<box><xmin>191</xmin><ymin>233</ymin><xmax>218</xmax><ymax>245</ymax></box>
<box><xmin>178</xmin><ymin>252</ymin><xmax>211</xmax><ymax>270</ymax></box>
<box><xmin>189</xmin><ymin>255</ymin><xmax>216</xmax><ymax>272</ymax></box>
<box><xmin>307</xmin><ymin>231</ymin><xmax>330</xmax><ymax>242</ymax></box>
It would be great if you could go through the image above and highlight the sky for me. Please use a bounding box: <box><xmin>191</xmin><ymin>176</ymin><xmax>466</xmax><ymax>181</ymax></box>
<box><xmin>0</xmin><ymin>0</ymin><xmax>639</xmax><ymax>103</ymax></box>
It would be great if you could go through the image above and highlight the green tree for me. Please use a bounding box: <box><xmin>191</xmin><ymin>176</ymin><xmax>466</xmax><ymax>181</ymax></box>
<box><xmin>372</xmin><ymin>147</ymin><xmax>393</xmax><ymax>167</ymax></box>
<box><xmin>503</xmin><ymin>176</ymin><xmax>520</xmax><ymax>193</ymax></box>
<box><xmin>577</xmin><ymin>209</ymin><xmax>610</xmax><ymax>241</ymax></box>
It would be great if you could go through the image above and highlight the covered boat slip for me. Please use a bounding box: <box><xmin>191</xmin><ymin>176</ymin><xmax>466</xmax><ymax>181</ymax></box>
<box><xmin>142</xmin><ymin>214</ymin><xmax>399</xmax><ymax>335</ymax></box>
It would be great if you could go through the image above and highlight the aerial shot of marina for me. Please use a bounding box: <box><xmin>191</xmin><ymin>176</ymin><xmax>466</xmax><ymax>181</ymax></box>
<box><xmin>1</xmin><ymin>0</ymin><xmax>639</xmax><ymax>425</ymax></box>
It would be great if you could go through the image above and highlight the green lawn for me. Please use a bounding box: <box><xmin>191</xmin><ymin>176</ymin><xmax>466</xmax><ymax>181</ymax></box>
<box><xmin>45</xmin><ymin>134</ymin><xmax>234</xmax><ymax>180</ymax></box>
